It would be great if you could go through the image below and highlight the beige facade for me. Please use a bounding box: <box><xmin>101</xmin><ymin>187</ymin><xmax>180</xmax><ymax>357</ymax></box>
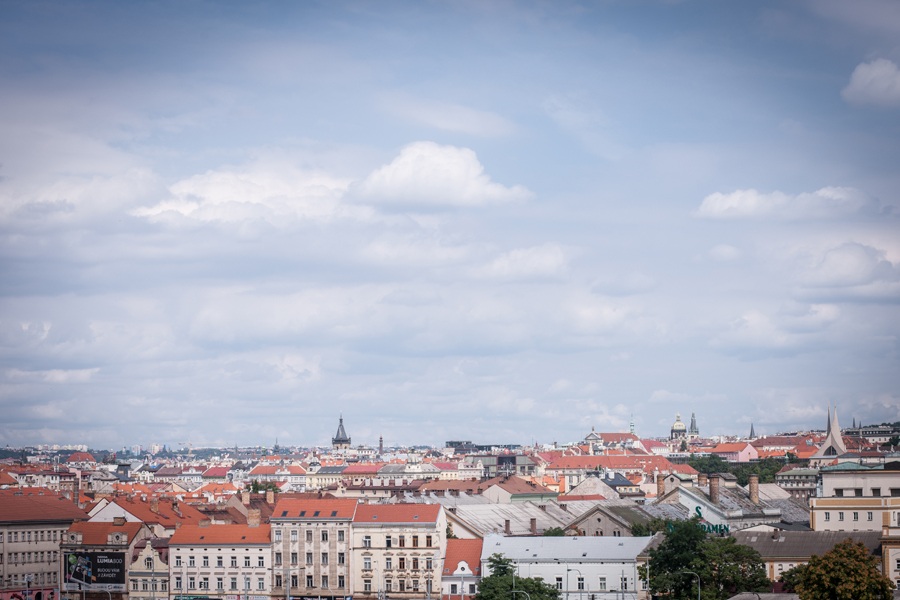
<box><xmin>129</xmin><ymin>541</ymin><xmax>168</xmax><ymax>600</ymax></box>
<box><xmin>810</xmin><ymin>496</ymin><xmax>900</xmax><ymax>532</ymax></box>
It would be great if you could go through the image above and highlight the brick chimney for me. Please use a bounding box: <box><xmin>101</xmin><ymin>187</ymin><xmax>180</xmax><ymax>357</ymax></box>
<box><xmin>242</xmin><ymin>491</ymin><xmax>250</xmax><ymax>505</ymax></box>
<box><xmin>150</xmin><ymin>498</ymin><xmax>159</xmax><ymax>514</ymax></box>
<box><xmin>699</xmin><ymin>473</ymin><xmax>708</xmax><ymax>487</ymax></box>
<box><xmin>266</xmin><ymin>489</ymin><xmax>274</xmax><ymax>505</ymax></box>
<box><xmin>530</xmin><ymin>518</ymin><xmax>537</xmax><ymax>535</ymax></box>
<box><xmin>113</xmin><ymin>516</ymin><xmax>126</xmax><ymax>526</ymax></box>
<box><xmin>199</xmin><ymin>519</ymin><xmax>211</xmax><ymax>527</ymax></box>
<box><xmin>709</xmin><ymin>474</ymin><xmax>720</xmax><ymax>505</ymax></box>
<box><xmin>504</xmin><ymin>519</ymin><xmax>511</xmax><ymax>535</ymax></box>
<box><xmin>749</xmin><ymin>474</ymin><xmax>759</xmax><ymax>505</ymax></box>
<box><xmin>248</xmin><ymin>508</ymin><xmax>261</xmax><ymax>527</ymax></box>
<box><xmin>656</xmin><ymin>474</ymin><xmax>665</xmax><ymax>499</ymax></box>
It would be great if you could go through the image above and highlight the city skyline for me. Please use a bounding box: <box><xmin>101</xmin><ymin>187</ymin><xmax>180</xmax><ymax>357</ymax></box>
<box><xmin>1</xmin><ymin>1</ymin><xmax>899</xmax><ymax>449</ymax></box>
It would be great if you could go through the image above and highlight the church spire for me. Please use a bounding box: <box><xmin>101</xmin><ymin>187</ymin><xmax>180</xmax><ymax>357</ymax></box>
<box><xmin>749</xmin><ymin>421</ymin><xmax>756</xmax><ymax>439</ymax></box>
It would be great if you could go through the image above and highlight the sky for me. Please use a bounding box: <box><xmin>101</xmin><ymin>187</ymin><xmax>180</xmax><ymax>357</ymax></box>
<box><xmin>1</xmin><ymin>1</ymin><xmax>899</xmax><ymax>450</ymax></box>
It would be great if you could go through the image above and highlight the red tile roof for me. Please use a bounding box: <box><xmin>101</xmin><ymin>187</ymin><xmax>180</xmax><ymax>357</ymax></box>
<box><xmin>353</xmin><ymin>503</ymin><xmax>441</xmax><ymax>524</ymax></box>
<box><xmin>0</xmin><ymin>470</ymin><xmax>18</xmax><ymax>485</ymax></box>
<box><xmin>342</xmin><ymin>464</ymin><xmax>382</xmax><ymax>475</ymax></box>
<box><xmin>0</xmin><ymin>493</ymin><xmax>88</xmax><ymax>523</ymax></box>
<box><xmin>67</xmin><ymin>521</ymin><xmax>145</xmax><ymax>545</ymax></box>
<box><xmin>112</xmin><ymin>497</ymin><xmax>206</xmax><ymax>526</ymax></box>
<box><xmin>271</xmin><ymin>498</ymin><xmax>358</xmax><ymax>520</ymax></box>
<box><xmin>712</xmin><ymin>443</ymin><xmax>752</xmax><ymax>453</ymax></box>
<box><xmin>65</xmin><ymin>452</ymin><xmax>96</xmax><ymax>463</ymax></box>
<box><xmin>443</xmin><ymin>539</ymin><xmax>483</xmax><ymax>576</ymax></box>
<box><xmin>169</xmin><ymin>524</ymin><xmax>271</xmax><ymax>545</ymax></box>
<box><xmin>202</xmin><ymin>467</ymin><xmax>230</xmax><ymax>477</ymax></box>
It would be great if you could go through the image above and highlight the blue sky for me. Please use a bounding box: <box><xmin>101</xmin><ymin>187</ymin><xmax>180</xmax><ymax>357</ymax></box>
<box><xmin>1</xmin><ymin>1</ymin><xmax>899</xmax><ymax>449</ymax></box>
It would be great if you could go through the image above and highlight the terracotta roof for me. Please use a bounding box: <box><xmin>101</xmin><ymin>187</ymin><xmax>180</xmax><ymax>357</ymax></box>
<box><xmin>0</xmin><ymin>470</ymin><xmax>19</xmax><ymax>485</ymax></box>
<box><xmin>353</xmin><ymin>503</ymin><xmax>441</xmax><ymax>524</ymax></box>
<box><xmin>712</xmin><ymin>443</ymin><xmax>752</xmax><ymax>453</ymax></box>
<box><xmin>67</xmin><ymin>521</ymin><xmax>145</xmax><ymax>545</ymax></box>
<box><xmin>202</xmin><ymin>467</ymin><xmax>229</xmax><ymax>477</ymax></box>
<box><xmin>112</xmin><ymin>497</ymin><xmax>206</xmax><ymax>526</ymax></box>
<box><xmin>443</xmin><ymin>539</ymin><xmax>483</xmax><ymax>576</ymax></box>
<box><xmin>0</xmin><ymin>493</ymin><xmax>88</xmax><ymax>523</ymax></box>
<box><xmin>65</xmin><ymin>452</ymin><xmax>96</xmax><ymax>463</ymax></box>
<box><xmin>169</xmin><ymin>524</ymin><xmax>271</xmax><ymax>545</ymax></box>
<box><xmin>341</xmin><ymin>464</ymin><xmax>382</xmax><ymax>474</ymax></box>
<box><xmin>483</xmin><ymin>476</ymin><xmax>555</xmax><ymax>495</ymax></box>
<box><xmin>270</xmin><ymin>498</ymin><xmax>358</xmax><ymax>520</ymax></box>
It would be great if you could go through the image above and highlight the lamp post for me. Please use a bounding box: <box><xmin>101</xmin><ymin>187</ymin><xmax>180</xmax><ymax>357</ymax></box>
<box><xmin>567</xmin><ymin>569</ymin><xmax>585</xmax><ymax>600</ymax></box>
<box><xmin>553</xmin><ymin>559</ymin><xmax>568</xmax><ymax>600</ymax></box>
<box><xmin>268</xmin><ymin>566</ymin><xmax>298</xmax><ymax>600</ymax></box>
<box><xmin>507</xmin><ymin>591</ymin><xmax>531</xmax><ymax>600</ymax></box>
<box><xmin>677</xmin><ymin>572</ymin><xmax>699</xmax><ymax>600</ymax></box>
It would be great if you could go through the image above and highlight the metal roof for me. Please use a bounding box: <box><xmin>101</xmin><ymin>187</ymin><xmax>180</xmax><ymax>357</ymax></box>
<box><xmin>480</xmin><ymin>533</ymin><xmax>655</xmax><ymax>563</ymax></box>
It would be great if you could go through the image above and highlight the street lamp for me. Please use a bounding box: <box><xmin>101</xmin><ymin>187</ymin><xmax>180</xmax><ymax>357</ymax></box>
<box><xmin>567</xmin><ymin>569</ymin><xmax>585</xmax><ymax>600</ymax></box>
<box><xmin>507</xmin><ymin>591</ymin><xmax>531</xmax><ymax>600</ymax></box>
<box><xmin>677</xmin><ymin>572</ymin><xmax>700</xmax><ymax>600</ymax></box>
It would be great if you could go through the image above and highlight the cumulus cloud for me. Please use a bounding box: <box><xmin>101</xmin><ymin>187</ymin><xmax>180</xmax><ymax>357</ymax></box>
<box><xmin>799</xmin><ymin>242</ymin><xmax>900</xmax><ymax>301</ymax></box>
<box><xmin>358</xmin><ymin>141</ymin><xmax>533</xmax><ymax>207</ymax></box>
<box><xmin>841</xmin><ymin>58</ymin><xmax>900</xmax><ymax>107</ymax></box>
<box><xmin>383</xmin><ymin>95</ymin><xmax>516</xmax><ymax>136</ymax></box>
<box><xmin>710</xmin><ymin>305</ymin><xmax>839</xmax><ymax>355</ymax></box>
<box><xmin>694</xmin><ymin>186</ymin><xmax>877</xmax><ymax>220</ymax></box>
<box><xmin>475</xmin><ymin>243</ymin><xmax>568</xmax><ymax>280</ymax></box>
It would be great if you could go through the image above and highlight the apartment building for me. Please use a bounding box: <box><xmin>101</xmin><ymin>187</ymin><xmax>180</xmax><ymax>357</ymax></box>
<box><xmin>352</xmin><ymin>504</ymin><xmax>446</xmax><ymax>600</ymax></box>
<box><xmin>809</xmin><ymin>464</ymin><xmax>900</xmax><ymax>532</ymax></box>
<box><xmin>0</xmin><ymin>492</ymin><xmax>87</xmax><ymax>598</ymax></box>
<box><xmin>128</xmin><ymin>539</ymin><xmax>169</xmax><ymax>600</ymax></box>
<box><xmin>168</xmin><ymin>524</ymin><xmax>272</xmax><ymax>600</ymax></box>
<box><xmin>268</xmin><ymin>499</ymin><xmax>358</xmax><ymax>600</ymax></box>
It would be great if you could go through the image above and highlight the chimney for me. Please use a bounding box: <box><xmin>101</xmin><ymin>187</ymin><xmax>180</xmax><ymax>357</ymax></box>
<box><xmin>175</xmin><ymin>521</ymin><xmax>181</xmax><ymax>530</ymax></box>
<box><xmin>199</xmin><ymin>519</ymin><xmax>211</xmax><ymax>527</ymax></box>
<box><xmin>504</xmin><ymin>519</ymin><xmax>511</xmax><ymax>535</ymax></box>
<box><xmin>709</xmin><ymin>474</ymin><xmax>720</xmax><ymax>505</ymax></box>
<box><xmin>698</xmin><ymin>473</ymin><xmax>708</xmax><ymax>487</ymax></box>
<box><xmin>656</xmin><ymin>475</ymin><xmax>665</xmax><ymax>499</ymax></box>
<box><xmin>242</xmin><ymin>491</ymin><xmax>250</xmax><ymax>505</ymax></box>
<box><xmin>248</xmin><ymin>508</ymin><xmax>261</xmax><ymax>527</ymax></box>
<box><xmin>113</xmin><ymin>516</ymin><xmax>126</xmax><ymax>526</ymax></box>
<box><xmin>266</xmin><ymin>489</ymin><xmax>274</xmax><ymax>505</ymax></box>
<box><xmin>559</xmin><ymin>503</ymin><xmax>567</xmax><ymax>512</ymax></box>
<box><xmin>150</xmin><ymin>498</ymin><xmax>159</xmax><ymax>514</ymax></box>
<box><xmin>530</xmin><ymin>518</ymin><xmax>537</xmax><ymax>535</ymax></box>
<box><xmin>749</xmin><ymin>474</ymin><xmax>759</xmax><ymax>505</ymax></box>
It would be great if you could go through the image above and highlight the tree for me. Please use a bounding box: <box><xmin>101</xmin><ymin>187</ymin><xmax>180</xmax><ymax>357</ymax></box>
<box><xmin>475</xmin><ymin>554</ymin><xmax>559</xmax><ymax>600</ymax></box>
<box><xmin>245</xmin><ymin>481</ymin><xmax>279</xmax><ymax>493</ymax></box>
<box><xmin>680</xmin><ymin>439</ymin><xmax>688</xmax><ymax>452</ymax></box>
<box><xmin>785</xmin><ymin>452</ymin><xmax>798</xmax><ymax>463</ymax></box>
<box><xmin>446</xmin><ymin>523</ymin><xmax>458</xmax><ymax>539</ymax></box>
<box><xmin>630</xmin><ymin>516</ymin><xmax>673</xmax><ymax>537</ymax></box>
<box><xmin>778</xmin><ymin>564</ymin><xmax>807</xmax><ymax>593</ymax></box>
<box><xmin>543</xmin><ymin>527</ymin><xmax>566</xmax><ymax>536</ymax></box>
<box><xmin>687</xmin><ymin>454</ymin><xmax>731</xmax><ymax>475</ymax></box>
<box><xmin>794</xmin><ymin>540</ymin><xmax>895</xmax><ymax>600</ymax></box>
<box><xmin>639</xmin><ymin>518</ymin><xmax>707</xmax><ymax>599</ymax></box>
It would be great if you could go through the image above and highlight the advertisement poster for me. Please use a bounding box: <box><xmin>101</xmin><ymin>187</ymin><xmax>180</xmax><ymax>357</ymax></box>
<box><xmin>0</xmin><ymin>589</ymin><xmax>58</xmax><ymax>600</ymax></box>
<box><xmin>63</xmin><ymin>552</ymin><xmax>126</xmax><ymax>591</ymax></box>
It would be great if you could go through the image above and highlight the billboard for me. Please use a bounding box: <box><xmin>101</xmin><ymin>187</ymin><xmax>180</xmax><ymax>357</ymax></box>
<box><xmin>63</xmin><ymin>552</ymin><xmax>127</xmax><ymax>591</ymax></box>
<box><xmin>1</xmin><ymin>589</ymin><xmax>59</xmax><ymax>600</ymax></box>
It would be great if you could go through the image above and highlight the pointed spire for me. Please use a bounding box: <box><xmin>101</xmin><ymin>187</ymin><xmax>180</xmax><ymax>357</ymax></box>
<box><xmin>749</xmin><ymin>422</ymin><xmax>756</xmax><ymax>439</ymax></box>
<box><xmin>826</xmin><ymin>404</ymin><xmax>832</xmax><ymax>435</ymax></box>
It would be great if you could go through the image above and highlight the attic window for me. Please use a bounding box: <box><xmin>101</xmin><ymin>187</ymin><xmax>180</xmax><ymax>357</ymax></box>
<box><xmin>200</xmin><ymin>536</ymin><xmax>204</xmax><ymax>540</ymax></box>
<box><xmin>372</xmin><ymin>516</ymin><xmax>377</xmax><ymax>520</ymax></box>
<box><xmin>300</xmin><ymin>511</ymin><xmax>306</xmax><ymax>516</ymax></box>
<box><xmin>414</xmin><ymin>516</ymin><xmax>419</xmax><ymax>519</ymax></box>
<box><xmin>582</xmin><ymin>553</ymin><xmax>587</xmax><ymax>557</ymax></box>
<box><xmin>241</xmin><ymin>536</ymin><xmax>246</xmax><ymax>540</ymax></box>
<box><xmin>282</xmin><ymin>511</ymin><xmax>288</xmax><ymax>517</ymax></box>
<box><xmin>313</xmin><ymin>511</ymin><xmax>320</xmax><ymax>517</ymax></box>
<box><xmin>331</xmin><ymin>511</ymin><xmax>337</xmax><ymax>516</ymax></box>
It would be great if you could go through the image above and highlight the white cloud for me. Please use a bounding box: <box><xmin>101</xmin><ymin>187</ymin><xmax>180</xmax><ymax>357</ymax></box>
<box><xmin>709</xmin><ymin>244</ymin><xmax>741</xmax><ymax>261</ymax></box>
<box><xmin>841</xmin><ymin>58</ymin><xmax>900</xmax><ymax>107</ymax></box>
<box><xmin>804</xmin><ymin>242</ymin><xmax>900</xmax><ymax>287</ymax></box>
<box><xmin>358</xmin><ymin>141</ymin><xmax>533</xmax><ymax>207</ymax></box>
<box><xmin>6</xmin><ymin>368</ymin><xmax>99</xmax><ymax>383</ymax></box>
<box><xmin>383</xmin><ymin>95</ymin><xmax>516</xmax><ymax>136</ymax></box>
<box><xmin>710</xmin><ymin>305</ymin><xmax>839</xmax><ymax>354</ymax></box>
<box><xmin>475</xmin><ymin>243</ymin><xmax>568</xmax><ymax>280</ymax></box>
<box><xmin>694</xmin><ymin>186</ymin><xmax>876</xmax><ymax>220</ymax></box>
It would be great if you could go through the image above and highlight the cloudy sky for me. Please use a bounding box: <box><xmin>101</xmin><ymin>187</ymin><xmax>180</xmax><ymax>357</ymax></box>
<box><xmin>1</xmin><ymin>1</ymin><xmax>899</xmax><ymax>450</ymax></box>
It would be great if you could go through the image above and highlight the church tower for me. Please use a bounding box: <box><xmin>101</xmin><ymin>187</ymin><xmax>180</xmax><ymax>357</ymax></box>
<box><xmin>688</xmin><ymin>412</ymin><xmax>699</xmax><ymax>440</ymax></box>
<box><xmin>332</xmin><ymin>414</ymin><xmax>351</xmax><ymax>450</ymax></box>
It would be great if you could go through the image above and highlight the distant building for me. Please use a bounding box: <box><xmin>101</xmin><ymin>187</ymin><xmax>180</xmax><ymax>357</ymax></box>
<box><xmin>332</xmin><ymin>415</ymin><xmax>351</xmax><ymax>450</ymax></box>
<box><xmin>670</xmin><ymin>414</ymin><xmax>687</xmax><ymax>441</ymax></box>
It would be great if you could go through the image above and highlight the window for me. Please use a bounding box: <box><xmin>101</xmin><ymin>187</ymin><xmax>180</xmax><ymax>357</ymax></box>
<box><xmin>386</xmin><ymin>536</ymin><xmax>392</xmax><ymax>548</ymax></box>
<box><xmin>855</xmin><ymin>489</ymin><xmax>863</xmax><ymax>497</ymax></box>
<box><xmin>145</xmin><ymin>557</ymin><xmax>153</xmax><ymax>569</ymax></box>
<box><xmin>201</xmin><ymin>577</ymin><xmax>209</xmax><ymax>590</ymax></box>
<box><xmin>322</xmin><ymin>552</ymin><xmax>329</xmax><ymax>564</ymax></box>
<box><xmin>321</xmin><ymin>576</ymin><xmax>328</xmax><ymax>589</ymax></box>
<box><xmin>427</xmin><ymin>581</ymin><xmax>433</xmax><ymax>593</ymax></box>
<box><xmin>161</xmin><ymin>582</ymin><xmax>167</xmax><ymax>591</ymax></box>
<box><xmin>275</xmin><ymin>530</ymin><xmax>282</xmax><ymax>542</ymax></box>
<box><xmin>217</xmin><ymin>578</ymin><xmax>224</xmax><ymax>590</ymax></box>
<box><xmin>386</xmin><ymin>557</ymin><xmax>392</xmax><ymax>570</ymax></box>
<box><xmin>400</xmin><ymin>557</ymin><xmax>407</xmax><ymax>570</ymax></box>
<box><xmin>891</xmin><ymin>489</ymin><xmax>900</xmax><ymax>497</ymax></box>
<box><xmin>412</xmin><ymin>557</ymin><xmax>419</xmax><ymax>570</ymax></box>
<box><xmin>873</xmin><ymin>488</ymin><xmax>881</xmax><ymax>497</ymax></box>
<box><xmin>275</xmin><ymin>552</ymin><xmax>282</xmax><ymax>565</ymax></box>
<box><xmin>386</xmin><ymin>580</ymin><xmax>392</xmax><ymax>592</ymax></box>
<box><xmin>835</xmin><ymin>489</ymin><xmax>844</xmax><ymax>497</ymax></box>
<box><xmin>412</xmin><ymin>535</ymin><xmax>419</xmax><ymax>548</ymax></box>
<box><xmin>175</xmin><ymin>577</ymin><xmax>182</xmax><ymax>591</ymax></box>
<box><xmin>364</xmin><ymin>557</ymin><xmax>372</xmax><ymax>570</ymax></box>
<box><xmin>398</xmin><ymin>535</ymin><xmax>406</xmax><ymax>547</ymax></box>
<box><xmin>188</xmin><ymin>577</ymin><xmax>196</xmax><ymax>590</ymax></box>
<box><xmin>258</xmin><ymin>578</ymin><xmax>265</xmax><ymax>590</ymax></box>
<box><xmin>598</xmin><ymin>578</ymin><xmax>606</xmax><ymax>591</ymax></box>
<box><xmin>426</xmin><ymin>535</ymin><xmax>432</xmax><ymax>547</ymax></box>
<box><xmin>338</xmin><ymin>552</ymin><xmax>345</xmax><ymax>565</ymax></box>
<box><xmin>322</xmin><ymin>531</ymin><xmax>329</xmax><ymax>542</ymax></box>
<box><xmin>189</xmin><ymin>556</ymin><xmax>195</xmax><ymax>567</ymax></box>
<box><xmin>231</xmin><ymin>578</ymin><xmax>237</xmax><ymax>591</ymax></box>
<box><xmin>338</xmin><ymin>575</ymin><xmax>345</xmax><ymax>589</ymax></box>
<box><xmin>203</xmin><ymin>556</ymin><xmax>209</xmax><ymax>567</ymax></box>
<box><xmin>399</xmin><ymin>581</ymin><xmax>406</xmax><ymax>592</ymax></box>
<box><xmin>245</xmin><ymin>556</ymin><xmax>251</xmax><ymax>567</ymax></box>
<box><xmin>337</xmin><ymin>530</ymin><xmax>345</xmax><ymax>542</ymax></box>
<box><xmin>231</xmin><ymin>556</ymin><xmax>238</xmax><ymax>567</ymax></box>
<box><xmin>868</xmin><ymin>512</ymin><xmax>874</xmax><ymax>521</ymax></box>
<box><xmin>364</xmin><ymin>580</ymin><xmax>372</xmax><ymax>592</ymax></box>
<box><xmin>470</xmin><ymin>584</ymin><xmax>477</xmax><ymax>594</ymax></box>
<box><xmin>217</xmin><ymin>556</ymin><xmax>223</xmax><ymax>567</ymax></box>
<box><xmin>363</xmin><ymin>536</ymin><xmax>371</xmax><ymax>548</ymax></box>
<box><xmin>258</xmin><ymin>556</ymin><xmax>265</xmax><ymax>567</ymax></box>
<box><xmin>556</xmin><ymin>578</ymin><xmax>563</xmax><ymax>590</ymax></box>
<box><xmin>291</xmin><ymin>552</ymin><xmax>298</xmax><ymax>565</ymax></box>
<box><xmin>306</xmin><ymin>552</ymin><xmax>313</xmax><ymax>564</ymax></box>
<box><xmin>306</xmin><ymin>531</ymin><xmax>313</xmax><ymax>542</ymax></box>
<box><xmin>132</xmin><ymin>581</ymin><xmax>139</xmax><ymax>591</ymax></box>
<box><xmin>578</xmin><ymin>577</ymin><xmax>584</xmax><ymax>590</ymax></box>
<box><xmin>291</xmin><ymin>575</ymin><xmax>298</xmax><ymax>588</ymax></box>
<box><xmin>825</xmin><ymin>512</ymin><xmax>830</xmax><ymax>522</ymax></box>
<box><xmin>621</xmin><ymin>577</ymin><xmax>628</xmax><ymax>591</ymax></box>
<box><xmin>306</xmin><ymin>575</ymin><xmax>314</xmax><ymax>588</ymax></box>
<box><xmin>839</xmin><ymin>512</ymin><xmax>844</xmax><ymax>521</ymax></box>
<box><xmin>853</xmin><ymin>512</ymin><xmax>859</xmax><ymax>521</ymax></box>
<box><xmin>426</xmin><ymin>558</ymin><xmax>433</xmax><ymax>570</ymax></box>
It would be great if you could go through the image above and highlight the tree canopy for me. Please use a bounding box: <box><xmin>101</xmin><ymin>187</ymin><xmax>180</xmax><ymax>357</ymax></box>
<box><xmin>475</xmin><ymin>554</ymin><xmax>560</xmax><ymax>600</ymax></box>
<box><xmin>543</xmin><ymin>527</ymin><xmax>566</xmax><ymax>536</ymax></box>
<box><xmin>630</xmin><ymin>516</ymin><xmax>673</xmax><ymax>537</ymax></box>
<box><xmin>789</xmin><ymin>540</ymin><xmax>895</xmax><ymax>600</ymax></box>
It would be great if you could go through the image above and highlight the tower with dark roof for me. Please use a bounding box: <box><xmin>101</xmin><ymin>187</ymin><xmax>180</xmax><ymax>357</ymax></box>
<box><xmin>332</xmin><ymin>414</ymin><xmax>351</xmax><ymax>450</ymax></box>
<box><xmin>688</xmin><ymin>412</ymin><xmax>699</xmax><ymax>439</ymax></box>
<box><xmin>749</xmin><ymin>421</ymin><xmax>756</xmax><ymax>439</ymax></box>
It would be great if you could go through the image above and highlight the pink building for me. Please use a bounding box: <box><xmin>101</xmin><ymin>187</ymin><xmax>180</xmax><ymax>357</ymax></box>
<box><xmin>711</xmin><ymin>442</ymin><xmax>759</xmax><ymax>463</ymax></box>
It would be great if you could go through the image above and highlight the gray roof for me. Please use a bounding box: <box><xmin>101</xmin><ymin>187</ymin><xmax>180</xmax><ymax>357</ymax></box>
<box><xmin>480</xmin><ymin>533</ymin><xmax>655</xmax><ymax>563</ymax></box>
<box><xmin>760</xmin><ymin>497</ymin><xmax>810</xmax><ymax>524</ymax></box>
<box><xmin>732</xmin><ymin>530</ymin><xmax>882</xmax><ymax>559</ymax></box>
<box><xmin>685</xmin><ymin>485</ymin><xmax>780</xmax><ymax>517</ymax></box>
<box><xmin>451</xmin><ymin>503</ymin><xmax>567</xmax><ymax>536</ymax></box>
<box><xmin>316</xmin><ymin>466</ymin><xmax>347</xmax><ymax>474</ymax></box>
